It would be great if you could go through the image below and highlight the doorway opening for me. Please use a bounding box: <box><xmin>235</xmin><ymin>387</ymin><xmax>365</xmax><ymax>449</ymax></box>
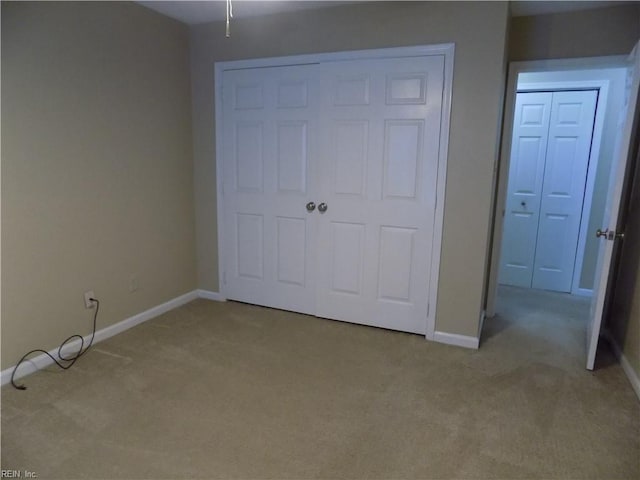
<box><xmin>485</xmin><ymin>55</ymin><xmax>632</xmax><ymax>367</ymax></box>
<box><xmin>498</xmin><ymin>70</ymin><xmax>627</xmax><ymax>297</ymax></box>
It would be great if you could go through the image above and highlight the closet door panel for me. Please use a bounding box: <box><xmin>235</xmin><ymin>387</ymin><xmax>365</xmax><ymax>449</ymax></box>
<box><xmin>532</xmin><ymin>90</ymin><xmax>598</xmax><ymax>292</ymax></box>
<box><xmin>499</xmin><ymin>92</ymin><xmax>552</xmax><ymax>288</ymax></box>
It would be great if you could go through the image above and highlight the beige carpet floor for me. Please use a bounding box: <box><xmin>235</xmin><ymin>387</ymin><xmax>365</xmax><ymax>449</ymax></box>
<box><xmin>1</xmin><ymin>286</ymin><xmax>639</xmax><ymax>479</ymax></box>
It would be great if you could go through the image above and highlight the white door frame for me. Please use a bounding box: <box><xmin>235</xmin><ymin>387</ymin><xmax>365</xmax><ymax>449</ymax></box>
<box><xmin>486</xmin><ymin>55</ymin><xmax>627</xmax><ymax>318</ymax></box>
<box><xmin>516</xmin><ymin>81</ymin><xmax>608</xmax><ymax>296</ymax></box>
<box><xmin>214</xmin><ymin>44</ymin><xmax>455</xmax><ymax>340</ymax></box>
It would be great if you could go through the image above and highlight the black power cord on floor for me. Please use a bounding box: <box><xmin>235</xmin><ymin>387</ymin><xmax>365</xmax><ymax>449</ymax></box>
<box><xmin>11</xmin><ymin>298</ymin><xmax>100</xmax><ymax>390</ymax></box>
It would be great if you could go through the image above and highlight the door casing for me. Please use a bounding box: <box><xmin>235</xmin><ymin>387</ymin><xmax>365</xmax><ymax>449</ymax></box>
<box><xmin>214</xmin><ymin>44</ymin><xmax>455</xmax><ymax>340</ymax></box>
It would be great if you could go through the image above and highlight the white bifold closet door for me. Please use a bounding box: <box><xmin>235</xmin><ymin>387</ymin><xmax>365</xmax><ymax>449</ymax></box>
<box><xmin>500</xmin><ymin>90</ymin><xmax>597</xmax><ymax>292</ymax></box>
<box><xmin>221</xmin><ymin>55</ymin><xmax>445</xmax><ymax>334</ymax></box>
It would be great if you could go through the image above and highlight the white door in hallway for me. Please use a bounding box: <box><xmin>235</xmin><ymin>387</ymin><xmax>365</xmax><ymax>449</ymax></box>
<box><xmin>499</xmin><ymin>92</ymin><xmax>552</xmax><ymax>287</ymax></box>
<box><xmin>221</xmin><ymin>65</ymin><xmax>320</xmax><ymax>315</ymax></box>
<box><xmin>499</xmin><ymin>90</ymin><xmax>597</xmax><ymax>292</ymax></box>
<box><xmin>587</xmin><ymin>41</ymin><xmax>640</xmax><ymax>370</ymax></box>
<box><xmin>315</xmin><ymin>56</ymin><xmax>444</xmax><ymax>334</ymax></box>
<box><xmin>533</xmin><ymin>90</ymin><xmax>598</xmax><ymax>292</ymax></box>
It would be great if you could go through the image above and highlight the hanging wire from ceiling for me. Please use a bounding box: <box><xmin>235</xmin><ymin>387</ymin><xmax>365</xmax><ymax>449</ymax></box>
<box><xmin>226</xmin><ymin>0</ymin><xmax>233</xmax><ymax>38</ymax></box>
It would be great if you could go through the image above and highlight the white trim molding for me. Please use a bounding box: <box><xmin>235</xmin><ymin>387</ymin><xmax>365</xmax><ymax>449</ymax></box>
<box><xmin>214</xmin><ymin>43</ymin><xmax>456</xmax><ymax>71</ymax></box>
<box><xmin>197</xmin><ymin>290</ymin><xmax>226</xmax><ymax>302</ymax></box>
<box><xmin>603</xmin><ymin>330</ymin><xmax>640</xmax><ymax>401</ymax></box>
<box><xmin>427</xmin><ymin>43</ymin><xmax>455</xmax><ymax>340</ymax></box>
<box><xmin>1</xmin><ymin>289</ymin><xmax>226</xmax><ymax>386</ymax></box>
<box><xmin>433</xmin><ymin>331</ymin><xmax>480</xmax><ymax>350</ymax></box>
<box><xmin>575</xmin><ymin>288</ymin><xmax>593</xmax><ymax>298</ymax></box>
<box><xmin>434</xmin><ymin>309</ymin><xmax>484</xmax><ymax>349</ymax></box>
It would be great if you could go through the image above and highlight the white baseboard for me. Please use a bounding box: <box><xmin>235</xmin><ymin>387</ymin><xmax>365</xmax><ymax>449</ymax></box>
<box><xmin>433</xmin><ymin>330</ymin><xmax>480</xmax><ymax>349</ymax></box>
<box><xmin>197</xmin><ymin>289</ymin><xmax>226</xmax><ymax>302</ymax></box>
<box><xmin>1</xmin><ymin>290</ymin><xmax>203</xmax><ymax>386</ymax></box>
<box><xmin>573</xmin><ymin>287</ymin><xmax>593</xmax><ymax>298</ymax></box>
<box><xmin>603</xmin><ymin>330</ymin><xmax>640</xmax><ymax>401</ymax></box>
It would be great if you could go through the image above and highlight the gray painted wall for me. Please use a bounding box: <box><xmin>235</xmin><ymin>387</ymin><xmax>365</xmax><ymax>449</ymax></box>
<box><xmin>1</xmin><ymin>2</ymin><xmax>197</xmax><ymax>369</ymax></box>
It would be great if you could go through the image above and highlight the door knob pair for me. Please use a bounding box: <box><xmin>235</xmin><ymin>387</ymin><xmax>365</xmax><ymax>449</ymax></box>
<box><xmin>306</xmin><ymin>202</ymin><xmax>328</xmax><ymax>213</ymax></box>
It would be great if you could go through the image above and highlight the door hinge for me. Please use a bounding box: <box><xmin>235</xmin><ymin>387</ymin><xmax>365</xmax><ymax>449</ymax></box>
<box><xmin>427</xmin><ymin>302</ymin><xmax>430</xmax><ymax>317</ymax></box>
<box><xmin>223</xmin><ymin>271</ymin><xmax>226</xmax><ymax>285</ymax></box>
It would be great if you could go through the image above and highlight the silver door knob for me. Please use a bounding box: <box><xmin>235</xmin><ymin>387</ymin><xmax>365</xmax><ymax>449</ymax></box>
<box><xmin>596</xmin><ymin>228</ymin><xmax>608</xmax><ymax>238</ymax></box>
<box><xmin>306</xmin><ymin>202</ymin><xmax>316</xmax><ymax>212</ymax></box>
<box><xmin>318</xmin><ymin>202</ymin><xmax>328</xmax><ymax>213</ymax></box>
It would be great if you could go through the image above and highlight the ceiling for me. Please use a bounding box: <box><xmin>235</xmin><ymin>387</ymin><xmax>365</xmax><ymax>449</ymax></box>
<box><xmin>510</xmin><ymin>0</ymin><xmax>633</xmax><ymax>16</ymax></box>
<box><xmin>137</xmin><ymin>0</ymin><xmax>637</xmax><ymax>26</ymax></box>
<box><xmin>137</xmin><ymin>1</ymin><xmax>354</xmax><ymax>25</ymax></box>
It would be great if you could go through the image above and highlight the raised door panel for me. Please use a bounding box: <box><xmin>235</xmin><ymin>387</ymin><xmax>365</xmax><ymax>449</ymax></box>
<box><xmin>329</xmin><ymin>222</ymin><xmax>365</xmax><ymax>295</ymax></box>
<box><xmin>386</xmin><ymin>73</ymin><xmax>427</xmax><ymax>105</ymax></box>
<box><xmin>236</xmin><ymin>213</ymin><xmax>264</xmax><ymax>279</ymax></box>
<box><xmin>377</xmin><ymin>226</ymin><xmax>415</xmax><ymax>303</ymax></box>
<box><xmin>235</xmin><ymin>122</ymin><xmax>263</xmax><ymax>192</ymax></box>
<box><xmin>383</xmin><ymin>120</ymin><xmax>423</xmax><ymax>199</ymax></box>
<box><xmin>334</xmin><ymin>75</ymin><xmax>370</xmax><ymax>106</ymax></box>
<box><xmin>276</xmin><ymin>216</ymin><xmax>307</xmax><ymax>286</ymax></box>
<box><xmin>234</xmin><ymin>82</ymin><xmax>263</xmax><ymax>110</ymax></box>
<box><xmin>278</xmin><ymin>80</ymin><xmax>308</xmax><ymax>108</ymax></box>
<box><xmin>333</xmin><ymin>120</ymin><xmax>368</xmax><ymax>196</ymax></box>
<box><xmin>532</xmin><ymin>90</ymin><xmax>597</xmax><ymax>292</ymax></box>
<box><xmin>499</xmin><ymin>92</ymin><xmax>552</xmax><ymax>287</ymax></box>
<box><xmin>277</xmin><ymin>121</ymin><xmax>308</xmax><ymax>194</ymax></box>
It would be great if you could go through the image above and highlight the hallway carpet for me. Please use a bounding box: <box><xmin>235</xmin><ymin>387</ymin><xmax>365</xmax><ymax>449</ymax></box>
<box><xmin>2</xmin><ymin>286</ymin><xmax>638</xmax><ymax>479</ymax></box>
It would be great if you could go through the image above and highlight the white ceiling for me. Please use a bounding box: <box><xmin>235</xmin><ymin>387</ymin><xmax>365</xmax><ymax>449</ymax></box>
<box><xmin>137</xmin><ymin>1</ymin><xmax>355</xmax><ymax>25</ymax></box>
<box><xmin>137</xmin><ymin>0</ymin><xmax>637</xmax><ymax>26</ymax></box>
<box><xmin>510</xmin><ymin>0</ymin><xmax>633</xmax><ymax>16</ymax></box>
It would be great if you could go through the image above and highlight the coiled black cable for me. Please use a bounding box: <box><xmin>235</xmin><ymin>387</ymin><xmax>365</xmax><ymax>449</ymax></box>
<box><xmin>11</xmin><ymin>298</ymin><xmax>100</xmax><ymax>390</ymax></box>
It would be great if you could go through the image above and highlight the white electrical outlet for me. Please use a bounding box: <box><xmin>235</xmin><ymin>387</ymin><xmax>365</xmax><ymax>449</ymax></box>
<box><xmin>84</xmin><ymin>290</ymin><xmax>96</xmax><ymax>309</ymax></box>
